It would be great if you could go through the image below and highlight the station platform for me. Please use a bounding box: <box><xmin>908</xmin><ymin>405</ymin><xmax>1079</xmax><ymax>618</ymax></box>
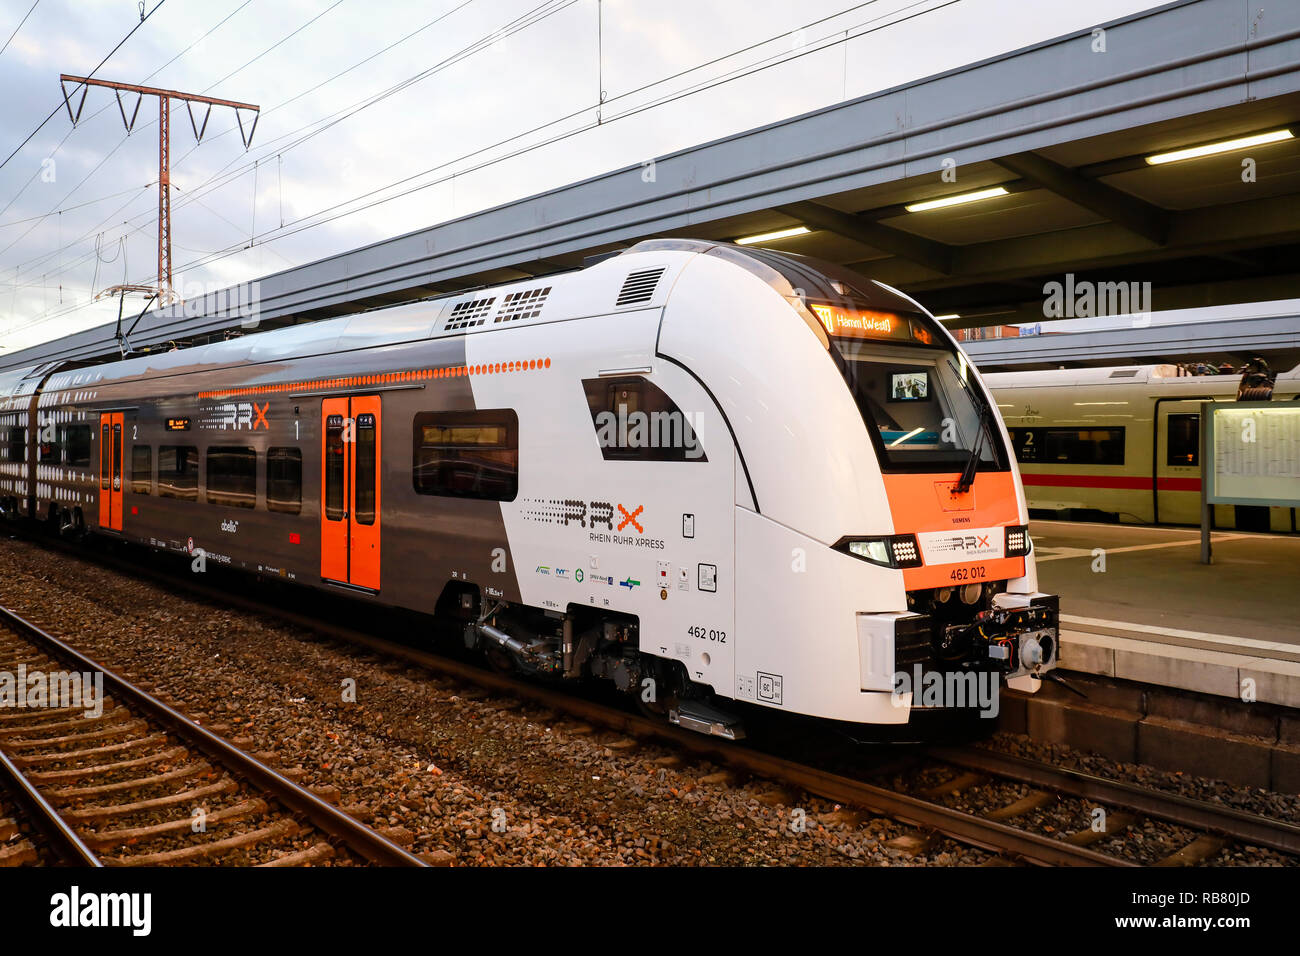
<box><xmin>1030</xmin><ymin>520</ymin><xmax>1300</xmax><ymax>709</ymax></box>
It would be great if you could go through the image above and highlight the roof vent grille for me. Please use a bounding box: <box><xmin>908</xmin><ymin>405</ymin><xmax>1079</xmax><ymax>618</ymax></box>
<box><xmin>495</xmin><ymin>286</ymin><xmax>551</xmax><ymax>324</ymax></box>
<box><xmin>616</xmin><ymin>267</ymin><xmax>666</xmax><ymax>307</ymax></box>
<box><xmin>1108</xmin><ymin>368</ymin><xmax>1141</xmax><ymax>378</ymax></box>
<box><xmin>444</xmin><ymin>296</ymin><xmax>496</xmax><ymax>331</ymax></box>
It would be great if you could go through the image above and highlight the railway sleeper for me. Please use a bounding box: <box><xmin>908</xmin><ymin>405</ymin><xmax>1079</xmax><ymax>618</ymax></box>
<box><xmin>65</xmin><ymin>777</ymin><xmax>238</xmax><ymax>823</ymax></box>
<box><xmin>84</xmin><ymin>797</ymin><xmax>269</xmax><ymax>849</ymax></box>
<box><xmin>26</xmin><ymin>744</ymin><xmax>189</xmax><ymax>784</ymax></box>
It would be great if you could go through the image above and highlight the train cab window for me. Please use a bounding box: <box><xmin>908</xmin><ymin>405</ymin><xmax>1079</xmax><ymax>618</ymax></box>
<box><xmin>1166</xmin><ymin>414</ymin><xmax>1199</xmax><ymax>467</ymax></box>
<box><xmin>412</xmin><ymin>410</ymin><xmax>518</xmax><ymax>501</ymax></box>
<box><xmin>355</xmin><ymin>414</ymin><xmax>376</xmax><ymax>524</ymax></box>
<box><xmin>158</xmin><ymin>445</ymin><xmax>199</xmax><ymax>500</ymax></box>
<box><xmin>206</xmin><ymin>446</ymin><xmax>257</xmax><ymax>508</ymax></box>
<box><xmin>267</xmin><ymin>447</ymin><xmax>303</xmax><ymax>515</ymax></box>
<box><xmin>581</xmin><ymin>377</ymin><xmax>707</xmax><ymax>462</ymax></box>
<box><xmin>62</xmin><ymin>425</ymin><xmax>91</xmax><ymax>467</ymax></box>
<box><xmin>325</xmin><ymin>415</ymin><xmax>345</xmax><ymax>520</ymax></box>
<box><xmin>131</xmin><ymin>446</ymin><xmax>152</xmax><ymax>495</ymax></box>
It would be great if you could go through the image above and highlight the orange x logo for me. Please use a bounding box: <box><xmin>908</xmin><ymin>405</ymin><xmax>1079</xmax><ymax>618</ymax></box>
<box><xmin>252</xmin><ymin>402</ymin><xmax>270</xmax><ymax>430</ymax></box>
<box><xmin>617</xmin><ymin>504</ymin><xmax>644</xmax><ymax>534</ymax></box>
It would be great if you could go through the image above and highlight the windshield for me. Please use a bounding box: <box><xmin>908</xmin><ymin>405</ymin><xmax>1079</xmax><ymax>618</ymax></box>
<box><xmin>834</xmin><ymin>338</ymin><xmax>1007</xmax><ymax>473</ymax></box>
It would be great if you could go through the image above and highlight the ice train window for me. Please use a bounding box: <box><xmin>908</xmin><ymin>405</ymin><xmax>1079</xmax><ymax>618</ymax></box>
<box><xmin>580</xmin><ymin>377</ymin><xmax>707</xmax><ymax>462</ymax></box>
<box><xmin>412</xmin><ymin>409</ymin><xmax>518</xmax><ymax>501</ymax></box>
<box><xmin>1008</xmin><ymin>428</ymin><xmax>1125</xmax><ymax>466</ymax></box>
<box><xmin>1166</xmin><ymin>414</ymin><xmax>1199</xmax><ymax>467</ymax></box>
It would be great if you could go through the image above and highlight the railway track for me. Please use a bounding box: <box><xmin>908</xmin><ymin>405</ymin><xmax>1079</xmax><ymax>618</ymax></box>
<box><xmin>0</xmin><ymin>603</ymin><xmax>425</xmax><ymax>867</ymax></box>
<box><xmin>9</xmin><ymin>528</ymin><xmax>1300</xmax><ymax>867</ymax></box>
<box><xmin>922</xmin><ymin>745</ymin><xmax>1300</xmax><ymax>860</ymax></box>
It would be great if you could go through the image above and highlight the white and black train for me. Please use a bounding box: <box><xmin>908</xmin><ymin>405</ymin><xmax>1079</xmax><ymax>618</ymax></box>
<box><xmin>0</xmin><ymin>239</ymin><xmax>1058</xmax><ymax>737</ymax></box>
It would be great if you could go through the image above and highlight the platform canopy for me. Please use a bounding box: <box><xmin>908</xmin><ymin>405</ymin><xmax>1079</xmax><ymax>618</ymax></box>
<box><xmin>5</xmin><ymin>0</ymin><xmax>1300</xmax><ymax>374</ymax></box>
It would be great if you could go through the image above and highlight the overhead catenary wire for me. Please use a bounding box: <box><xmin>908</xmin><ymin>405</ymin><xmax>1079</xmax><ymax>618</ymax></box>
<box><xmin>0</xmin><ymin>0</ymin><xmax>167</xmax><ymax>175</ymax></box>
<box><xmin>3</xmin><ymin>0</ymin><xmax>547</xmax><ymax>285</ymax></box>
<box><xmin>0</xmin><ymin>0</ymin><xmax>260</xmax><ymax>267</ymax></box>
<box><xmin>8</xmin><ymin>0</ymin><xmax>956</xmax><ymax>337</ymax></box>
<box><xmin>0</xmin><ymin>0</ymin><xmax>482</xmax><ymax>286</ymax></box>
<box><xmin>10</xmin><ymin>0</ymin><xmax>944</xmax><ymax>335</ymax></box>
<box><xmin>0</xmin><ymin>0</ymin><xmax>40</xmax><ymax>61</ymax></box>
<box><xmin>146</xmin><ymin>0</ymin><xmax>955</xmax><ymax>274</ymax></box>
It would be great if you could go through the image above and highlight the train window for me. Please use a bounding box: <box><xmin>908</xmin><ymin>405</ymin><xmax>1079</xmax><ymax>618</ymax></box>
<box><xmin>4</xmin><ymin>425</ymin><xmax>23</xmax><ymax>462</ymax></box>
<box><xmin>1009</xmin><ymin>428</ymin><xmax>1125</xmax><ymax>465</ymax></box>
<box><xmin>580</xmin><ymin>377</ymin><xmax>707</xmax><ymax>462</ymax></box>
<box><xmin>355</xmin><ymin>413</ymin><xmax>376</xmax><ymax>524</ymax></box>
<box><xmin>100</xmin><ymin>423</ymin><xmax>111</xmax><ymax>487</ymax></box>
<box><xmin>62</xmin><ymin>425</ymin><xmax>91</xmax><ymax>467</ymax></box>
<box><xmin>1008</xmin><ymin>428</ymin><xmax>1040</xmax><ymax>463</ymax></box>
<box><xmin>1167</xmin><ymin>414</ymin><xmax>1199</xmax><ymax>467</ymax></box>
<box><xmin>131</xmin><ymin>446</ymin><xmax>152</xmax><ymax>495</ymax></box>
<box><xmin>412</xmin><ymin>409</ymin><xmax>518</xmax><ymax>501</ymax></box>
<box><xmin>325</xmin><ymin>415</ymin><xmax>345</xmax><ymax>521</ymax></box>
<box><xmin>113</xmin><ymin>424</ymin><xmax>122</xmax><ymax>493</ymax></box>
<box><xmin>1044</xmin><ymin>428</ymin><xmax>1125</xmax><ymax>465</ymax></box>
<box><xmin>206</xmin><ymin>446</ymin><xmax>257</xmax><ymax>508</ymax></box>
<box><xmin>158</xmin><ymin>445</ymin><xmax>199</xmax><ymax>500</ymax></box>
<box><xmin>267</xmin><ymin>447</ymin><xmax>302</xmax><ymax>515</ymax></box>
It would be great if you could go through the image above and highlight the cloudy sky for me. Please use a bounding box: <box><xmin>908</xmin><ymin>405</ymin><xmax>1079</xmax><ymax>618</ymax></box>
<box><xmin>0</xmin><ymin>0</ymin><xmax>1163</xmax><ymax>353</ymax></box>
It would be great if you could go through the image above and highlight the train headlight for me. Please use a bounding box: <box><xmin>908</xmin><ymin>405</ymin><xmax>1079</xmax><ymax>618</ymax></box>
<box><xmin>838</xmin><ymin>534</ymin><xmax>924</xmax><ymax>569</ymax></box>
<box><xmin>889</xmin><ymin>536</ymin><xmax>921</xmax><ymax>567</ymax></box>
<box><xmin>847</xmin><ymin>539</ymin><xmax>891</xmax><ymax>564</ymax></box>
<box><xmin>1004</xmin><ymin>524</ymin><xmax>1031</xmax><ymax>557</ymax></box>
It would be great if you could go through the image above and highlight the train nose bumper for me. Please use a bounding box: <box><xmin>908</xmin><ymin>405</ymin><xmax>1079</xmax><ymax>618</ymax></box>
<box><xmin>982</xmin><ymin>592</ymin><xmax>1060</xmax><ymax>681</ymax></box>
<box><xmin>857</xmin><ymin>592</ymin><xmax>1060</xmax><ymax>705</ymax></box>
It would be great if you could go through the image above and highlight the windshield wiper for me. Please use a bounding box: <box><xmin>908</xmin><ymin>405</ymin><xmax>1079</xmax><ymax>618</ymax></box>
<box><xmin>948</xmin><ymin>358</ymin><xmax>996</xmax><ymax>493</ymax></box>
<box><xmin>956</xmin><ymin>403</ymin><xmax>991</xmax><ymax>493</ymax></box>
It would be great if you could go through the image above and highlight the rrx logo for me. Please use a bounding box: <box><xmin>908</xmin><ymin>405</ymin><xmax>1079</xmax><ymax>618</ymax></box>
<box><xmin>947</xmin><ymin>534</ymin><xmax>990</xmax><ymax>551</ymax></box>
<box><xmin>214</xmin><ymin>402</ymin><xmax>269</xmax><ymax>430</ymax></box>
<box><xmin>556</xmin><ymin>500</ymin><xmax>644</xmax><ymax>533</ymax></box>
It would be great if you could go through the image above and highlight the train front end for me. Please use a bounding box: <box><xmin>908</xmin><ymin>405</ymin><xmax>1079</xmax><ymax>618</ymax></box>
<box><xmin>817</xmin><ymin>290</ymin><xmax>1061</xmax><ymax>723</ymax></box>
<box><xmin>654</xmin><ymin>240</ymin><xmax>1059</xmax><ymax>730</ymax></box>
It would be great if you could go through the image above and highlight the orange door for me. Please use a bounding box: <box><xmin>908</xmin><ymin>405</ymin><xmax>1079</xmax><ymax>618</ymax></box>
<box><xmin>319</xmin><ymin>396</ymin><xmax>381</xmax><ymax>590</ymax></box>
<box><xmin>98</xmin><ymin>412</ymin><xmax>124</xmax><ymax>531</ymax></box>
<box><xmin>349</xmin><ymin>397</ymin><xmax>382</xmax><ymax>590</ymax></box>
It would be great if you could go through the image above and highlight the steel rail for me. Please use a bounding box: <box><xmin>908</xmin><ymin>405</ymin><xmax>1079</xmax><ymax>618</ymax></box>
<box><xmin>3</xmin><ymin>531</ymin><xmax>1211</xmax><ymax>867</ymax></box>
<box><xmin>0</xmin><ymin>602</ymin><xmax>426</xmax><ymax>867</ymax></box>
<box><xmin>928</xmin><ymin>744</ymin><xmax>1300</xmax><ymax>858</ymax></box>
<box><xmin>0</xmin><ymin>741</ymin><xmax>102</xmax><ymax>866</ymax></box>
<box><xmin>320</xmin><ymin>627</ymin><xmax>1129</xmax><ymax>867</ymax></box>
